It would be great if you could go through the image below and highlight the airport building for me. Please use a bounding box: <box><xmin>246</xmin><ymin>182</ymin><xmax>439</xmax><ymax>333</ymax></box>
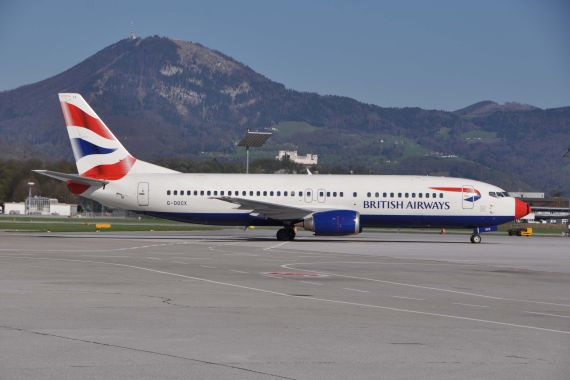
<box><xmin>509</xmin><ymin>192</ymin><xmax>569</xmax><ymax>224</ymax></box>
<box><xmin>2</xmin><ymin>196</ymin><xmax>78</xmax><ymax>216</ymax></box>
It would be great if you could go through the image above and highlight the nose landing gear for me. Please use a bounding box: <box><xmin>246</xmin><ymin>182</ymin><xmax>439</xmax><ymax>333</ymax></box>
<box><xmin>470</xmin><ymin>234</ymin><xmax>482</xmax><ymax>244</ymax></box>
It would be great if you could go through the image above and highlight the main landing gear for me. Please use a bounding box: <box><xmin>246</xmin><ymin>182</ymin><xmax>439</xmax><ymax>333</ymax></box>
<box><xmin>276</xmin><ymin>227</ymin><xmax>296</xmax><ymax>241</ymax></box>
<box><xmin>470</xmin><ymin>234</ymin><xmax>482</xmax><ymax>244</ymax></box>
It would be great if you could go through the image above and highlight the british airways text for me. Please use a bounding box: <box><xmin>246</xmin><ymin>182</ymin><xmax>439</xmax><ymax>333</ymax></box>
<box><xmin>363</xmin><ymin>200</ymin><xmax>451</xmax><ymax>210</ymax></box>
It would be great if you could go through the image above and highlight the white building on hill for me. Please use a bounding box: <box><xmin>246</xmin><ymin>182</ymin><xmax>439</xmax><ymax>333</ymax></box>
<box><xmin>276</xmin><ymin>150</ymin><xmax>318</xmax><ymax>166</ymax></box>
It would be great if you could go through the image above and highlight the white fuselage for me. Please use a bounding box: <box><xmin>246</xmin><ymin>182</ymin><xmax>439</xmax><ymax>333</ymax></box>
<box><xmin>83</xmin><ymin>173</ymin><xmax>517</xmax><ymax>228</ymax></box>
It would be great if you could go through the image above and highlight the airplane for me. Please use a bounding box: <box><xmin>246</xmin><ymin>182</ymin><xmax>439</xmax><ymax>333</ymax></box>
<box><xmin>34</xmin><ymin>93</ymin><xmax>531</xmax><ymax>243</ymax></box>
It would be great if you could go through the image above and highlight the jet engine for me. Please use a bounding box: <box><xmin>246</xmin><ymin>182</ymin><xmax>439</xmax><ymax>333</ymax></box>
<box><xmin>297</xmin><ymin>210</ymin><xmax>361</xmax><ymax>236</ymax></box>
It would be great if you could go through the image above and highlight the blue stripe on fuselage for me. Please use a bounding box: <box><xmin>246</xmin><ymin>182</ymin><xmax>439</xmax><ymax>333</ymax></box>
<box><xmin>140</xmin><ymin>211</ymin><xmax>513</xmax><ymax>228</ymax></box>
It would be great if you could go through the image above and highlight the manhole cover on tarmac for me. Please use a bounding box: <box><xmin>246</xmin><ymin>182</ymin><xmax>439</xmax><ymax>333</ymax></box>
<box><xmin>263</xmin><ymin>272</ymin><xmax>329</xmax><ymax>278</ymax></box>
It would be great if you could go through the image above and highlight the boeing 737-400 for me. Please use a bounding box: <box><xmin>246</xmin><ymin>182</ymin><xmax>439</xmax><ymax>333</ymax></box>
<box><xmin>35</xmin><ymin>93</ymin><xmax>531</xmax><ymax>243</ymax></box>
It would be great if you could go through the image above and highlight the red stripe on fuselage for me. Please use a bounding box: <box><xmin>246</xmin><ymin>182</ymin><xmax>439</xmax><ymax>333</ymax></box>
<box><xmin>61</xmin><ymin>102</ymin><xmax>115</xmax><ymax>140</ymax></box>
<box><xmin>431</xmin><ymin>187</ymin><xmax>480</xmax><ymax>195</ymax></box>
<box><xmin>81</xmin><ymin>155</ymin><xmax>136</xmax><ymax>180</ymax></box>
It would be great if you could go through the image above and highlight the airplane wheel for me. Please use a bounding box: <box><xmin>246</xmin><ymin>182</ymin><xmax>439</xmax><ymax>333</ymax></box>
<box><xmin>276</xmin><ymin>228</ymin><xmax>296</xmax><ymax>241</ymax></box>
<box><xmin>287</xmin><ymin>229</ymin><xmax>296</xmax><ymax>241</ymax></box>
<box><xmin>470</xmin><ymin>234</ymin><xmax>482</xmax><ymax>244</ymax></box>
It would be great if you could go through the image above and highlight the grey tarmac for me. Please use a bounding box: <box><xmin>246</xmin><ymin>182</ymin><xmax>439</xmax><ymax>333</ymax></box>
<box><xmin>0</xmin><ymin>230</ymin><xmax>569</xmax><ymax>379</ymax></box>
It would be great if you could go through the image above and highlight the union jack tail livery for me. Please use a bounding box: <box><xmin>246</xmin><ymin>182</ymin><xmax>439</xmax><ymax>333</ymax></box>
<box><xmin>34</xmin><ymin>94</ymin><xmax>175</xmax><ymax>195</ymax></box>
<box><xmin>59</xmin><ymin>93</ymin><xmax>136</xmax><ymax>180</ymax></box>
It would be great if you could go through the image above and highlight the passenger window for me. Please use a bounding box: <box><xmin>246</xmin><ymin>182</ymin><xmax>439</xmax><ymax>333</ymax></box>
<box><xmin>390</xmin><ymin>192</ymin><xmax>394</xmax><ymax>198</ymax></box>
<box><xmin>411</xmin><ymin>193</ymin><xmax>416</xmax><ymax>198</ymax></box>
<box><xmin>398</xmin><ymin>193</ymin><xmax>402</xmax><ymax>198</ymax></box>
<box><xmin>263</xmin><ymin>191</ymin><xmax>267</xmax><ymax>196</ymax></box>
<box><xmin>375</xmin><ymin>192</ymin><xmax>379</xmax><ymax>198</ymax></box>
<box><xmin>257</xmin><ymin>191</ymin><xmax>261</xmax><ymax>196</ymax></box>
<box><xmin>207</xmin><ymin>191</ymin><xmax>211</xmax><ymax>196</ymax></box>
<box><xmin>367</xmin><ymin>192</ymin><xmax>371</xmax><ymax>197</ymax></box>
<box><xmin>241</xmin><ymin>191</ymin><xmax>246</xmax><ymax>196</ymax></box>
<box><xmin>291</xmin><ymin>191</ymin><xmax>295</xmax><ymax>196</ymax></box>
<box><xmin>425</xmin><ymin>193</ymin><xmax>429</xmax><ymax>198</ymax></box>
<box><xmin>333</xmin><ymin>192</ymin><xmax>337</xmax><ymax>197</ymax></box>
<box><xmin>353</xmin><ymin>192</ymin><xmax>358</xmax><ymax>198</ymax></box>
<box><xmin>180</xmin><ymin>190</ymin><xmax>184</xmax><ymax>195</ymax></box>
<box><xmin>432</xmin><ymin>193</ymin><xmax>436</xmax><ymax>198</ymax></box>
<box><xmin>200</xmin><ymin>190</ymin><xmax>204</xmax><ymax>196</ymax></box>
<box><xmin>418</xmin><ymin>193</ymin><xmax>422</xmax><ymax>198</ymax></box>
<box><xmin>220</xmin><ymin>191</ymin><xmax>224</xmax><ymax>196</ymax></box>
<box><xmin>193</xmin><ymin>190</ymin><xmax>198</xmax><ymax>196</ymax></box>
<box><xmin>270</xmin><ymin>191</ymin><xmax>274</xmax><ymax>196</ymax></box>
<box><xmin>321</xmin><ymin>191</ymin><xmax>325</xmax><ymax>197</ymax></box>
<box><xmin>284</xmin><ymin>191</ymin><xmax>288</xmax><ymax>196</ymax></box>
<box><xmin>213</xmin><ymin>191</ymin><xmax>218</xmax><ymax>196</ymax></box>
<box><xmin>340</xmin><ymin>192</ymin><xmax>344</xmax><ymax>197</ymax></box>
<box><xmin>167</xmin><ymin>190</ymin><xmax>171</xmax><ymax>195</ymax></box>
<box><xmin>173</xmin><ymin>190</ymin><xmax>178</xmax><ymax>195</ymax></box>
<box><xmin>299</xmin><ymin>191</ymin><xmax>303</xmax><ymax>197</ymax></box>
<box><xmin>439</xmin><ymin>193</ymin><xmax>443</xmax><ymax>198</ymax></box>
<box><xmin>307</xmin><ymin>191</ymin><xmax>312</xmax><ymax>196</ymax></box>
<box><xmin>326</xmin><ymin>192</ymin><xmax>330</xmax><ymax>197</ymax></box>
<box><xmin>405</xmin><ymin>193</ymin><xmax>409</xmax><ymax>198</ymax></box>
<box><xmin>383</xmin><ymin>192</ymin><xmax>387</xmax><ymax>197</ymax></box>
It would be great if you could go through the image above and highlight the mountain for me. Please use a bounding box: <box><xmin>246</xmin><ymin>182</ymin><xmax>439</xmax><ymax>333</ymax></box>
<box><xmin>455</xmin><ymin>101</ymin><xmax>540</xmax><ymax>118</ymax></box>
<box><xmin>0</xmin><ymin>36</ymin><xmax>569</xmax><ymax>193</ymax></box>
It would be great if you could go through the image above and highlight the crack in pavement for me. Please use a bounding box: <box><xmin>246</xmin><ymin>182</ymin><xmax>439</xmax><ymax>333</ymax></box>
<box><xmin>0</xmin><ymin>325</ymin><xmax>296</xmax><ymax>380</ymax></box>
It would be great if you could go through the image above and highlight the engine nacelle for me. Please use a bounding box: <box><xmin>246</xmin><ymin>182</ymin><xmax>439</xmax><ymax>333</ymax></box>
<box><xmin>298</xmin><ymin>210</ymin><xmax>361</xmax><ymax>236</ymax></box>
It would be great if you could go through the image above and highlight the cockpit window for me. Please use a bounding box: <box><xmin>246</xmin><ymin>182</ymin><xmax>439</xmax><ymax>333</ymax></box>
<box><xmin>489</xmin><ymin>191</ymin><xmax>510</xmax><ymax>198</ymax></box>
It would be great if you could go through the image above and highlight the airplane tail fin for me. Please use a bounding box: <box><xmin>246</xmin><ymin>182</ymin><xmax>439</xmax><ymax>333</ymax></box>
<box><xmin>58</xmin><ymin>93</ymin><xmax>176</xmax><ymax>180</ymax></box>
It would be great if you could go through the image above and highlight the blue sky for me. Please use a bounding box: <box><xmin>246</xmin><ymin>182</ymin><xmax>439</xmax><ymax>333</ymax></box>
<box><xmin>0</xmin><ymin>0</ymin><xmax>568</xmax><ymax>110</ymax></box>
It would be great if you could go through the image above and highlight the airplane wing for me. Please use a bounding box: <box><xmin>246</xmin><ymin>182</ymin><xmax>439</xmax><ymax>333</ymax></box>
<box><xmin>214</xmin><ymin>196</ymin><xmax>313</xmax><ymax>221</ymax></box>
<box><xmin>33</xmin><ymin>170</ymin><xmax>109</xmax><ymax>187</ymax></box>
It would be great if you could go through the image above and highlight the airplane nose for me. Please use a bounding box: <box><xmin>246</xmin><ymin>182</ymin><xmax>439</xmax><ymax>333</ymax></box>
<box><xmin>515</xmin><ymin>198</ymin><xmax>531</xmax><ymax>219</ymax></box>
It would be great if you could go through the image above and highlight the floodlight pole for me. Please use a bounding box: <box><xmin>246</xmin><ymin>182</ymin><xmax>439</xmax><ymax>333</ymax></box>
<box><xmin>562</xmin><ymin>149</ymin><xmax>570</xmax><ymax>237</ymax></box>
<box><xmin>26</xmin><ymin>182</ymin><xmax>35</xmax><ymax>215</ymax></box>
<box><xmin>237</xmin><ymin>130</ymin><xmax>272</xmax><ymax>175</ymax></box>
<box><xmin>246</xmin><ymin>146</ymin><xmax>250</xmax><ymax>174</ymax></box>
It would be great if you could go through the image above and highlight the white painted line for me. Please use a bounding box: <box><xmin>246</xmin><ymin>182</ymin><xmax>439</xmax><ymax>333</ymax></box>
<box><xmin>229</xmin><ymin>270</ymin><xmax>249</xmax><ymax>274</ymax></box>
<box><xmin>2</xmin><ymin>256</ymin><xmax>569</xmax><ymax>336</ymax></box>
<box><xmin>147</xmin><ymin>257</ymin><xmax>162</xmax><ymax>261</ymax></box>
<box><xmin>300</xmin><ymin>281</ymin><xmax>323</xmax><ymax>286</ymax></box>
<box><xmin>200</xmin><ymin>265</ymin><xmax>216</xmax><ymax>269</ymax></box>
<box><xmin>524</xmin><ymin>311</ymin><xmax>570</xmax><ymax>319</ymax></box>
<box><xmin>453</xmin><ymin>302</ymin><xmax>488</xmax><ymax>308</ymax></box>
<box><xmin>344</xmin><ymin>288</ymin><xmax>369</xmax><ymax>293</ymax></box>
<box><xmin>263</xmin><ymin>242</ymin><xmax>288</xmax><ymax>251</ymax></box>
<box><xmin>171</xmin><ymin>261</ymin><xmax>187</xmax><ymax>264</ymax></box>
<box><xmin>392</xmin><ymin>296</ymin><xmax>423</xmax><ymax>301</ymax></box>
<box><xmin>281</xmin><ymin>262</ymin><xmax>570</xmax><ymax>308</ymax></box>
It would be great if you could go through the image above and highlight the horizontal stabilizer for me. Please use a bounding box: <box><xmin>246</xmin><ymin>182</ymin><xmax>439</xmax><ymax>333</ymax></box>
<box><xmin>33</xmin><ymin>170</ymin><xmax>109</xmax><ymax>187</ymax></box>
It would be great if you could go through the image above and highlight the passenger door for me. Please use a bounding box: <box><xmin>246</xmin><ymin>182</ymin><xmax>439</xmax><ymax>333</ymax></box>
<box><xmin>462</xmin><ymin>185</ymin><xmax>474</xmax><ymax>210</ymax></box>
<box><xmin>137</xmin><ymin>182</ymin><xmax>149</xmax><ymax>206</ymax></box>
